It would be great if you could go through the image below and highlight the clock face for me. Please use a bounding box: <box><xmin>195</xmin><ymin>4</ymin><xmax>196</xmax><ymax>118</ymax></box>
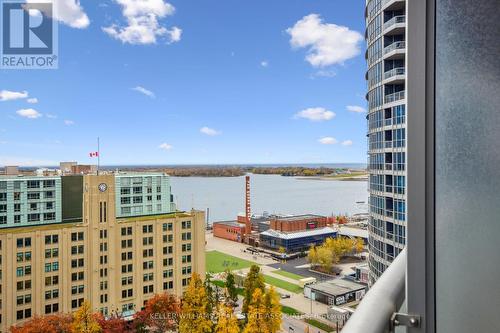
<box><xmin>98</xmin><ymin>183</ymin><xmax>108</xmax><ymax>192</ymax></box>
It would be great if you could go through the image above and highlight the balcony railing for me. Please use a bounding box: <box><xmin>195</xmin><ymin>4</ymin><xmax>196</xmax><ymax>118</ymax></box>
<box><xmin>384</xmin><ymin>67</ymin><xmax>405</xmax><ymax>80</ymax></box>
<box><xmin>384</xmin><ymin>41</ymin><xmax>406</xmax><ymax>54</ymax></box>
<box><xmin>384</xmin><ymin>15</ymin><xmax>406</xmax><ymax>30</ymax></box>
<box><xmin>341</xmin><ymin>248</ymin><xmax>406</xmax><ymax>333</ymax></box>
<box><xmin>382</xmin><ymin>0</ymin><xmax>405</xmax><ymax>9</ymax></box>
<box><xmin>385</xmin><ymin>91</ymin><xmax>405</xmax><ymax>103</ymax></box>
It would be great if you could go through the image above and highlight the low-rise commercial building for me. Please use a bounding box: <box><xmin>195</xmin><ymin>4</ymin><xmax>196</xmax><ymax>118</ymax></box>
<box><xmin>0</xmin><ymin>172</ymin><xmax>205</xmax><ymax>330</ymax></box>
<box><xmin>212</xmin><ymin>220</ymin><xmax>245</xmax><ymax>242</ymax></box>
<box><xmin>304</xmin><ymin>279</ymin><xmax>367</xmax><ymax>306</ymax></box>
<box><xmin>270</xmin><ymin>214</ymin><xmax>328</xmax><ymax>232</ymax></box>
<box><xmin>259</xmin><ymin>226</ymin><xmax>337</xmax><ymax>252</ymax></box>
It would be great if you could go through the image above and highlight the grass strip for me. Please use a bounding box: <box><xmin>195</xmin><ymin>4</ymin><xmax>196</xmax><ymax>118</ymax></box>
<box><xmin>272</xmin><ymin>269</ymin><xmax>305</xmax><ymax>281</ymax></box>
<box><xmin>305</xmin><ymin>319</ymin><xmax>335</xmax><ymax>333</ymax></box>
<box><xmin>263</xmin><ymin>275</ymin><xmax>303</xmax><ymax>293</ymax></box>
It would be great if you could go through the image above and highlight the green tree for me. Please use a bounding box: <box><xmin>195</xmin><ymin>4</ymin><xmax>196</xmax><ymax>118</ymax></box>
<box><xmin>242</xmin><ymin>265</ymin><xmax>265</xmax><ymax>315</ymax></box>
<box><xmin>205</xmin><ymin>272</ymin><xmax>217</xmax><ymax>314</ymax></box>
<box><xmin>72</xmin><ymin>301</ymin><xmax>101</xmax><ymax>333</ymax></box>
<box><xmin>180</xmin><ymin>273</ymin><xmax>213</xmax><ymax>333</ymax></box>
<box><xmin>225</xmin><ymin>270</ymin><xmax>239</xmax><ymax>306</ymax></box>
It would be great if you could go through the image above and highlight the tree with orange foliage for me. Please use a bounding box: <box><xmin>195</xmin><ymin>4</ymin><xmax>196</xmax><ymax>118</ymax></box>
<box><xmin>134</xmin><ymin>293</ymin><xmax>181</xmax><ymax>333</ymax></box>
<box><xmin>95</xmin><ymin>312</ymin><xmax>131</xmax><ymax>333</ymax></box>
<box><xmin>10</xmin><ymin>313</ymin><xmax>73</xmax><ymax>333</ymax></box>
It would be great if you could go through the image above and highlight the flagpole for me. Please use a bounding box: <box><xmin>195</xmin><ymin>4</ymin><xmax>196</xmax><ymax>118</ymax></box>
<box><xmin>97</xmin><ymin>137</ymin><xmax>100</xmax><ymax>175</ymax></box>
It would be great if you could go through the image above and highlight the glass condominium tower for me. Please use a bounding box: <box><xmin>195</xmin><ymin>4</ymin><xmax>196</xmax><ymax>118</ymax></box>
<box><xmin>365</xmin><ymin>0</ymin><xmax>407</xmax><ymax>285</ymax></box>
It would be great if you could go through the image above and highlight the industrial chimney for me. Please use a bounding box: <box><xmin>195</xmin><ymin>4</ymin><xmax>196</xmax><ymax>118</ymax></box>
<box><xmin>245</xmin><ymin>175</ymin><xmax>251</xmax><ymax>241</ymax></box>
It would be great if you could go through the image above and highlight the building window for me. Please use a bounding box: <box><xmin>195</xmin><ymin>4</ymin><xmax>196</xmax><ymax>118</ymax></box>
<box><xmin>163</xmin><ymin>257</ymin><xmax>174</xmax><ymax>267</ymax></box>
<box><xmin>142</xmin><ymin>225</ymin><xmax>153</xmax><ymax>233</ymax></box>
<box><xmin>27</xmin><ymin>214</ymin><xmax>40</xmax><ymax>222</ymax></box>
<box><xmin>27</xmin><ymin>180</ymin><xmax>40</xmax><ymax>189</ymax></box>
<box><xmin>143</xmin><ymin>285</ymin><xmax>154</xmax><ymax>294</ymax></box>
<box><xmin>163</xmin><ymin>234</ymin><xmax>173</xmax><ymax>243</ymax></box>
<box><xmin>27</xmin><ymin>192</ymin><xmax>40</xmax><ymax>200</ymax></box>
<box><xmin>43</xmin><ymin>180</ymin><xmax>55</xmax><ymax>188</ymax></box>
<box><xmin>163</xmin><ymin>269</ymin><xmax>174</xmax><ymax>278</ymax></box>
<box><xmin>182</xmin><ymin>266</ymin><xmax>192</xmax><ymax>275</ymax></box>
<box><xmin>71</xmin><ymin>232</ymin><xmax>84</xmax><ymax>241</ymax></box>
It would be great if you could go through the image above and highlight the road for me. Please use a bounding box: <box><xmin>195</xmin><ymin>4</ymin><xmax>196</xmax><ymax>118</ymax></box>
<box><xmin>282</xmin><ymin>314</ymin><xmax>331</xmax><ymax>333</ymax></box>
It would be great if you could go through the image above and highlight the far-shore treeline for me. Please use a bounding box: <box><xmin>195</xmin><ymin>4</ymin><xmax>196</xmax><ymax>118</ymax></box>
<box><xmin>112</xmin><ymin>166</ymin><xmax>367</xmax><ymax>178</ymax></box>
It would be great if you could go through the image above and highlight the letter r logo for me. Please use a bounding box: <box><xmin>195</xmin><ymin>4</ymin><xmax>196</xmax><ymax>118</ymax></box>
<box><xmin>2</xmin><ymin>2</ymin><xmax>53</xmax><ymax>54</ymax></box>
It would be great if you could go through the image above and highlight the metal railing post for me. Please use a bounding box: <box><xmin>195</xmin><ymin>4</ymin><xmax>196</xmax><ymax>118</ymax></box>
<box><xmin>341</xmin><ymin>248</ymin><xmax>406</xmax><ymax>333</ymax></box>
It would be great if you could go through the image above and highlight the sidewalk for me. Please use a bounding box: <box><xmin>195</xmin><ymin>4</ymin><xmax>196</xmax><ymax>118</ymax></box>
<box><xmin>206</xmin><ymin>232</ymin><xmax>276</xmax><ymax>265</ymax></box>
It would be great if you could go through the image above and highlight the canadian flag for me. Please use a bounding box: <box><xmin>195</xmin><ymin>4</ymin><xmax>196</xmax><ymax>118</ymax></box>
<box><xmin>89</xmin><ymin>152</ymin><xmax>99</xmax><ymax>158</ymax></box>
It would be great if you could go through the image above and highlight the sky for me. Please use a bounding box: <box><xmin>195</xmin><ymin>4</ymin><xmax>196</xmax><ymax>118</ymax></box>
<box><xmin>0</xmin><ymin>0</ymin><xmax>367</xmax><ymax>166</ymax></box>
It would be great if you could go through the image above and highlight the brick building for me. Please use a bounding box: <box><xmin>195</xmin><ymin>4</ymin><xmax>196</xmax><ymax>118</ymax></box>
<box><xmin>270</xmin><ymin>214</ymin><xmax>328</xmax><ymax>232</ymax></box>
<box><xmin>213</xmin><ymin>221</ymin><xmax>245</xmax><ymax>242</ymax></box>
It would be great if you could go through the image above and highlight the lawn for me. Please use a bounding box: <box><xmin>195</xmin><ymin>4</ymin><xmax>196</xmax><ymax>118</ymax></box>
<box><xmin>272</xmin><ymin>269</ymin><xmax>305</xmax><ymax>281</ymax></box>
<box><xmin>212</xmin><ymin>280</ymin><xmax>245</xmax><ymax>296</ymax></box>
<box><xmin>263</xmin><ymin>275</ymin><xmax>303</xmax><ymax>294</ymax></box>
<box><xmin>206</xmin><ymin>250</ymin><xmax>255</xmax><ymax>273</ymax></box>
<box><xmin>305</xmin><ymin>319</ymin><xmax>335</xmax><ymax>333</ymax></box>
<box><xmin>281</xmin><ymin>306</ymin><xmax>304</xmax><ymax>316</ymax></box>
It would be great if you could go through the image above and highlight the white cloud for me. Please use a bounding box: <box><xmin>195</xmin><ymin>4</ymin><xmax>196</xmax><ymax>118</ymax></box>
<box><xmin>16</xmin><ymin>108</ymin><xmax>42</xmax><ymax>119</ymax></box>
<box><xmin>318</xmin><ymin>137</ymin><xmax>338</xmax><ymax>145</ymax></box>
<box><xmin>294</xmin><ymin>107</ymin><xmax>335</xmax><ymax>122</ymax></box>
<box><xmin>287</xmin><ymin>14</ymin><xmax>363</xmax><ymax>67</ymax></box>
<box><xmin>103</xmin><ymin>0</ymin><xmax>181</xmax><ymax>45</ymax></box>
<box><xmin>0</xmin><ymin>90</ymin><xmax>28</xmax><ymax>101</ymax></box>
<box><xmin>200</xmin><ymin>127</ymin><xmax>221</xmax><ymax>136</ymax></box>
<box><xmin>158</xmin><ymin>143</ymin><xmax>173</xmax><ymax>151</ymax></box>
<box><xmin>347</xmin><ymin>105</ymin><xmax>366</xmax><ymax>113</ymax></box>
<box><xmin>167</xmin><ymin>26</ymin><xmax>182</xmax><ymax>43</ymax></box>
<box><xmin>341</xmin><ymin>140</ymin><xmax>353</xmax><ymax>146</ymax></box>
<box><xmin>132</xmin><ymin>86</ymin><xmax>155</xmax><ymax>98</ymax></box>
<box><xmin>46</xmin><ymin>114</ymin><xmax>57</xmax><ymax>119</ymax></box>
<box><xmin>26</xmin><ymin>0</ymin><xmax>90</xmax><ymax>29</ymax></box>
<box><xmin>27</xmin><ymin>98</ymin><xmax>38</xmax><ymax>104</ymax></box>
<box><xmin>261</xmin><ymin>60</ymin><xmax>269</xmax><ymax>67</ymax></box>
<box><xmin>64</xmin><ymin>120</ymin><xmax>75</xmax><ymax>126</ymax></box>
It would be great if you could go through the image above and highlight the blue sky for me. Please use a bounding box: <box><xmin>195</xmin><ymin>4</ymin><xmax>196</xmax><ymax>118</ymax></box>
<box><xmin>0</xmin><ymin>0</ymin><xmax>367</xmax><ymax>166</ymax></box>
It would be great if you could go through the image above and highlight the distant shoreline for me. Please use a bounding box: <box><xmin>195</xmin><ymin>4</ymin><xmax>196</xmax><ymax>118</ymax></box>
<box><xmin>295</xmin><ymin>175</ymin><xmax>368</xmax><ymax>182</ymax></box>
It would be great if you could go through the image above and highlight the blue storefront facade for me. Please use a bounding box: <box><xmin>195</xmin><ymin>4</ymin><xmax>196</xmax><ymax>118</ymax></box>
<box><xmin>259</xmin><ymin>227</ymin><xmax>337</xmax><ymax>252</ymax></box>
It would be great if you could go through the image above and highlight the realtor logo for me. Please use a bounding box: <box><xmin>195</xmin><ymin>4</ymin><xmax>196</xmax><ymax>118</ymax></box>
<box><xmin>1</xmin><ymin>1</ymin><xmax>58</xmax><ymax>69</ymax></box>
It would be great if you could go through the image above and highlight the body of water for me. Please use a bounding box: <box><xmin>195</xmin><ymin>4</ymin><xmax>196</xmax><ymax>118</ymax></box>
<box><xmin>170</xmin><ymin>174</ymin><xmax>368</xmax><ymax>223</ymax></box>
